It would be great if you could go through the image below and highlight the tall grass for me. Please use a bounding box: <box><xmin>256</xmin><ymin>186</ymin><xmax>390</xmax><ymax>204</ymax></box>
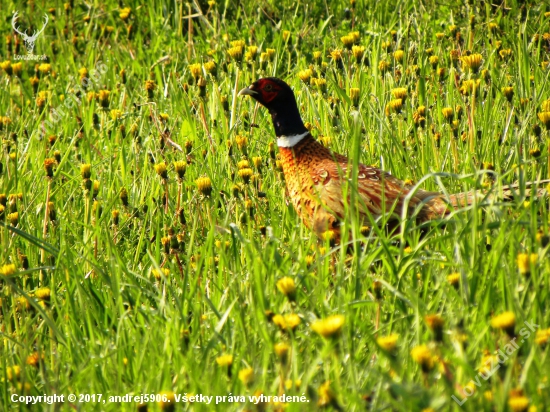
<box><xmin>1</xmin><ymin>0</ymin><xmax>549</xmax><ymax>411</ymax></box>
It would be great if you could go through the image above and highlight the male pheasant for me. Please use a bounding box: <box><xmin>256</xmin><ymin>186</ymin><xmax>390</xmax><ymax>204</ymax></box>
<box><xmin>239</xmin><ymin>77</ymin><xmax>547</xmax><ymax>241</ymax></box>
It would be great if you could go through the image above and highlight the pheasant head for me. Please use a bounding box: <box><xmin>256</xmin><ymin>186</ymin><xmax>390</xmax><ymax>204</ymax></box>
<box><xmin>239</xmin><ymin>78</ymin><xmax>307</xmax><ymax>139</ymax></box>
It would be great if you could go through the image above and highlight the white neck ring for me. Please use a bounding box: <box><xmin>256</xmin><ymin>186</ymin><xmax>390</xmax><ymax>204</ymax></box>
<box><xmin>277</xmin><ymin>131</ymin><xmax>309</xmax><ymax>148</ymax></box>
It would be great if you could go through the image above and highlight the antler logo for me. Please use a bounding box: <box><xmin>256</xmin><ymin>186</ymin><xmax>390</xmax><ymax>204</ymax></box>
<box><xmin>12</xmin><ymin>11</ymin><xmax>49</xmax><ymax>55</ymax></box>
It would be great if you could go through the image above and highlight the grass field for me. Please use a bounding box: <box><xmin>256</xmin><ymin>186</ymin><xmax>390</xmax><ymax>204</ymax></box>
<box><xmin>1</xmin><ymin>0</ymin><xmax>550</xmax><ymax>411</ymax></box>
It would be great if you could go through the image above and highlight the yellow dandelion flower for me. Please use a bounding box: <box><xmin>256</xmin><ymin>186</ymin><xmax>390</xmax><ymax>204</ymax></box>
<box><xmin>151</xmin><ymin>268</ymin><xmax>170</xmax><ymax>280</ymax></box>
<box><xmin>110</xmin><ymin>109</ymin><xmax>122</xmax><ymax>120</ymax></box>
<box><xmin>318</xmin><ymin>381</ymin><xmax>336</xmax><ymax>407</ymax></box>
<box><xmin>508</xmin><ymin>396</ymin><xmax>529</xmax><ymax>412</ymax></box>
<box><xmin>393</xmin><ymin>49</ymin><xmax>404</xmax><ymax>62</ymax></box>
<box><xmin>341</xmin><ymin>34</ymin><xmax>355</xmax><ymax>49</ymax></box>
<box><xmin>272</xmin><ymin>314</ymin><xmax>301</xmax><ymax>331</ymax></box>
<box><xmin>0</xmin><ymin>60</ymin><xmax>12</xmax><ymax>75</ymax></box>
<box><xmin>352</xmin><ymin>45</ymin><xmax>365</xmax><ymax>62</ymax></box>
<box><xmin>238</xmin><ymin>168</ymin><xmax>253</xmax><ymax>184</ymax></box>
<box><xmin>35</xmin><ymin>287</ymin><xmax>51</xmax><ymax>301</ymax></box>
<box><xmin>447</xmin><ymin>273</ymin><xmax>460</xmax><ymax>289</ymax></box>
<box><xmin>196</xmin><ymin>177</ymin><xmax>212</xmax><ymax>197</ymax></box>
<box><xmin>391</xmin><ymin>87</ymin><xmax>407</xmax><ymax>100</ymax></box>
<box><xmin>379</xmin><ymin>60</ymin><xmax>390</xmax><ymax>72</ymax></box>
<box><xmin>517</xmin><ymin>253</ymin><xmax>530</xmax><ymax>275</ymax></box>
<box><xmin>216</xmin><ymin>354</ymin><xmax>233</xmax><ymax>367</ymax></box>
<box><xmin>44</xmin><ymin>158</ymin><xmax>56</xmax><ymax>178</ymax></box>
<box><xmin>311</xmin><ymin>315</ymin><xmax>345</xmax><ymax>338</ymax></box>
<box><xmin>314</xmin><ymin>77</ymin><xmax>327</xmax><ymax>93</ymax></box>
<box><xmin>491</xmin><ymin>311</ymin><xmax>516</xmax><ymax>337</ymax></box>
<box><xmin>460</xmin><ymin>79</ymin><xmax>481</xmax><ymax>95</ymax></box>
<box><xmin>330</xmin><ymin>49</ymin><xmax>343</xmax><ymax>61</ymax></box>
<box><xmin>499</xmin><ymin>48</ymin><xmax>512</xmax><ymax>60</ymax></box>
<box><xmin>385</xmin><ymin>98</ymin><xmax>403</xmax><ymax>116</ymax></box>
<box><xmin>228</xmin><ymin>46</ymin><xmax>243</xmax><ymax>61</ymax></box>
<box><xmin>462</xmin><ymin>53</ymin><xmax>483</xmax><ymax>72</ymax></box>
<box><xmin>537</xmin><ymin>112</ymin><xmax>550</xmax><ymax>130</ymax></box>
<box><xmin>238</xmin><ymin>367</ymin><xmax>254</xmax><ymax>386</ymax></box>
<box><xmin>276</xmin><ymin>276</ymin><xmax>296</xmax><ymax>300</ymax></box>
<box><xmin>38</xmin><ymin>63</ymin><xmax>51</xmax><ymax>74</ymax></box>
<box><xmin>188</xmin><ymin>63</ymin><xmax>202</xmax><ymax>79</ymax></box>
<box><xmin>410</xmin><ymin>344</ymin><xmax>434</xmax><ymax>372</ymax></box>
<box><xmin>535</xmin><ymin>328</ymin><xmax>550</xmax><ymax>347</ymax></box>
<box><xmin>429</xmin><ymin>55</ymin><xmax>439</xmax><ymax>69</ymax></box>
<box><xmin>119</xmin><ymin>7</ymin><xmax>131</xmax><ymax>20</ymax></box>
<box><xmin>298</xmin><ymin>68</ymin><xmax>313</xmax><ymax>83</ymax></box>
<box><xmin>274</xmin><ymin>342</ymin><xmax>290</xmax><ymax>363</ymax></box>
<box><xmin>158</xmin><ymin>391</ymin><xmax>175</xmax><ymax>411</ymax></box>
<box><xmin>97</xmin><ymin>89</ymin><xmax>110</xmax><ymax>108</ymax></box>
<box><xmin>377</xmin><ymin>334</ymin><xmax>399</xmax><ymax>354</ymax></box>
<box><xmin>442</xmin><ymin>107</ymin><xmax>454</xmax><ymax>121</ymax></box>
<box><xmin>0</xmin><ymin>263</ymin><xmax>17</xmax><ymax>276</ymax></box>
<box><xmin>235</xmin><ymin>134</ymin><xmax>248</xmax><ymax>151</ymax></box>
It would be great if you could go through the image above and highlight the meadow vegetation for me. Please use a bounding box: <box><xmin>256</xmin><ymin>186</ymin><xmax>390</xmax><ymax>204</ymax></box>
<box><xmin>1</xmin><ymin>0</ymin><xmax>550</xmax><ymax>410</ymax></box>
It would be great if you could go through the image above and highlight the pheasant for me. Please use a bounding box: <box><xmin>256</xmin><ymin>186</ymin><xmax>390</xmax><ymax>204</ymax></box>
<box><xmin>239</xmin><ymin>77</ymin><xmax>548</xmax><ymax>241</ymax></box>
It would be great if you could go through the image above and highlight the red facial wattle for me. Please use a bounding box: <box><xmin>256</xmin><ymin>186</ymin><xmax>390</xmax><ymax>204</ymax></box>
<box><xmin>255</xmin><ymin>79</ymin><xmax>281</xmax><ymax>104</ymax></box>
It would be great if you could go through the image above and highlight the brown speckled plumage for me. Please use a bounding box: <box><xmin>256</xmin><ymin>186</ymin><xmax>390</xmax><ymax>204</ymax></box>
<box><xmin>278</xmin><ymin>133</ymin><xmax>449</xmax><ymax>238</ymax></box>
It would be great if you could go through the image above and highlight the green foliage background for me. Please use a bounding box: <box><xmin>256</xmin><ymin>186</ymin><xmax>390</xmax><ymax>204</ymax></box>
<box><xmin>1</xmin><ymin>0</ymin><xmax>550</xmax><ymax>410</ymax></box>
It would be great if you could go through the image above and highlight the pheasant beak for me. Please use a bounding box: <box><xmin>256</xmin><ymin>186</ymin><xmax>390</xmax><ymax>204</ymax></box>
<box><xmin>238</xmin><ymin>86</ymin><xmax>258</xmax><ymax>97</ymax></box>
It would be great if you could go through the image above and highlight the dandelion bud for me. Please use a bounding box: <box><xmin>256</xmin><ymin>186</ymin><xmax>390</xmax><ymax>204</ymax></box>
<box><xmin>97</xmin><ymin>89</ymin><xmax>110</xmax><ymax>108</ymax></box>
<box><xmin>144</xmin><ymin>80</ymin><xmax>156</xmax><ymax>99</ymax></box>
<box><xmin>80</xmin><ymin>163</ymin><xmax>91</xmax><ymax>180</ymax></box>
<box><xmin>352</xmin><ymin>45</ymin><xmax>365</xmax><ymax>63</ymax></box>
<box><xmin>119</xmin><ymin>187</ymin><xmax>129</xmax><ymax>207</ymax></box>
<box><xmin>30</xmin><ymin>76</ymin><xmax>40</xmax><ymax>94</ymax></box>
<box><xmin>502</xmin><ymin>86</ymin><xmax>514</xmax><ymax>103</ymax></box>
<box><xmin>43</xmin><ymin>158</ymin><xmax>56</xmax><ymax>178</ymax></box>
<box><xmin>349</xmin><ymin>88</ymin><xmax>360</xmax><ymax>106</ymax></box>
<box><xmin>425</xmin><ymin>314</ymin><xmax>445</xmax><ymax>342</ymax></box>
<box><xmin>161</xmin><ymin>236</ymin><xmax>171</xmax><ymax>254</ymax></box>
<box><xmin>447</xmin><ymin>273</ymin><xmax>460</xmax><ymax>289</ymax></box>
<box><xmin>178</xmin><ymin>208</ymin><xmax>186</xmax><ymax>225</ymax></box>
<box><xmin>274</xmin><ymin>343</ymin><xmax>290</xmax><ymax>364</ymax></box>
<box><xmin>110</xmin><ymin>209</ymin><xmax>120</xmax><ymax>226</ymax></box>
<box><xmin>51</xmin><ymin>150</ymin><xmax>61</xmax><ymax>164</ymax></box>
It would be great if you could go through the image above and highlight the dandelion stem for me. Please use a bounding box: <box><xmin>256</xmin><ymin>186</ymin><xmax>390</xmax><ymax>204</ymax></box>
<box><xmin>230</xmin><ymin>68</ymin><xmax>240</xmax><ymax>130</ymax></box>
<box><xmin>164</xmin><ymin>179</ymin><xmax>169</xmax><ymax>215</ymax></box>
<box><xmin>40</xmin><ymin>179</ymin><xmax>52</xmax><ymax>283</ymax></box>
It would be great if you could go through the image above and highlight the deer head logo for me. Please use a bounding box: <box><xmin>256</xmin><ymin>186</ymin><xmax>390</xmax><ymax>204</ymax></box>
<box><xmin>12</xmin><ymin>11</ymin><xmax>49</xmax><ymax>54</ymax></box>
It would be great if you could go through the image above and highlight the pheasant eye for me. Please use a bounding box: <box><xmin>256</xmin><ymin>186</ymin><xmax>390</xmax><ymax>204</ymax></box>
<box><xmin>264</xmin><ymin>83</ymin><xmax>273</xmax><ymax>92</ymax></box>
